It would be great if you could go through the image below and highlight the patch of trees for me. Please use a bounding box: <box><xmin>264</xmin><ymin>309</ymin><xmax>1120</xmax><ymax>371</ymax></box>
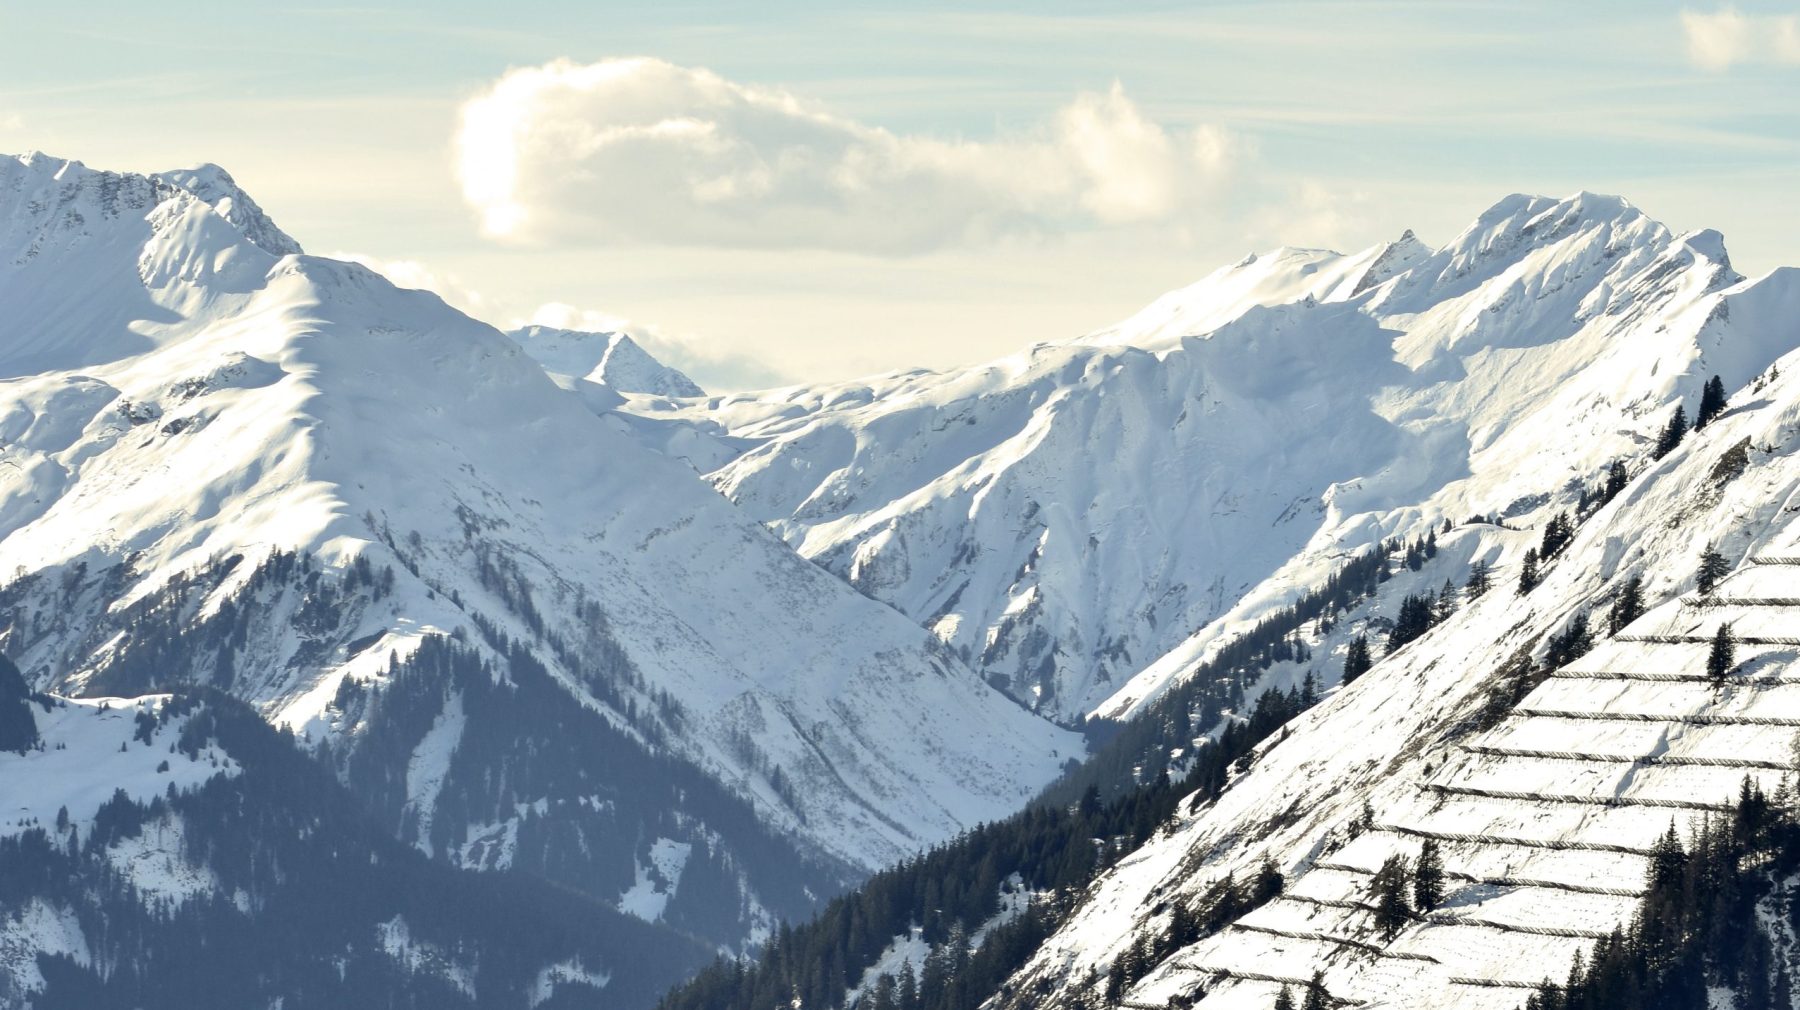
<box><xmin>1542</xmin><ymin>610</ymin><xmax>1594</xmax><ymax>670</ymax></box>
<box><xmin>1606</xmin><ymin>575</ymin><xmax>1643</xmax><ymax>635</ymax></box>
<box><xmin>337</xmin><ymin>634</ymin><xmax>841</xmax><ymax>950</ymax></box>
<box><xmin>1058</xmin><ymin>539</ymin><xmax>1396</xmax><ymax>808</ymax></box>
<box><xmin>659</xmin><ymin>678</ymin><xmax>1323</xmax><ymax>1010</ymax></box>
<box><xmin>1654</xmin><ymin>404</ymin><xmax>1689</xmax><ymax>460</ymax></box>
<box><xmin>1342</xmin><ymin>636</ymin><xmax>1373</xmax><ymax>684</ymax></box>
<box><xmin>1361</xmin><ymin>838</ymin><xmax>1445</xmax><ymax>944</ymax></box>
<box><xmin>1695</xmin><ymin>374</ymin><xmax>1728</xmax><ymax>430</ymax></box>
<box><xmin>1528</xmin><ymin>777</ymin><xmax>1794</xmax><ymax>1009</ymax></box>
<box><xmin>1</xmin><ymin>688</ymin><xmax>712</xmax><ymax>1010</ymax></box>
<box><xmin>0</xmin><ymin>652</ymin><xmax>44</xmax><ymax>753</ymax></box>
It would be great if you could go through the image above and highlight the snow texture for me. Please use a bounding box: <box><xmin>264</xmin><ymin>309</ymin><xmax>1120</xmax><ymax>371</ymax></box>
<box><xmin>0</xmin><ymin>151</ymin><xmax>1078</xmax><ymax>877</ymax></box>
<box><xmin>631</xmin><ymin>193</ymin><xmax>1791</xmax><ymax>728</ymax></box>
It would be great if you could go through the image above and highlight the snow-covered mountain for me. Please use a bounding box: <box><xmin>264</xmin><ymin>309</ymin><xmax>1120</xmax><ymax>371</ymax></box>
<box><xmin>511</xmin><ymin>324</ymin><xmax>706</xmax><ymax>397</ymax></box>
<box><xmin>0</xmin><ymin>152</ymin><xmax>1079</xmax><ymax>954</ymax></box>
<box><xmin>14</xmin><ymin>142</ymin><xmax>1800</xmax><ymax>1010</ymax></box>
<box><xmin>630</xmin><ymin>193</ymin><xmax>1794</xmax><ymax>727</ymax></box>
<box><xmin>991</xmin><ymin>272</ymin><xmax>1800</xmax><ymax>1009</ymax></box>
<box><xmin>0</xmin><ymin>670</ymin><xmax>710</xmax><ymax>1008</ymax></box>
<box><xmin>658</xmin><ymin>237</ymin><xmax>1800</xmax><ymax>1010</ymax></box>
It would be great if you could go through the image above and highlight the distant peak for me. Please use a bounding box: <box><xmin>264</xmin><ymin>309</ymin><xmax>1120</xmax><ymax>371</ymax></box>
<box><xmin>156</xmin><ymin>163</ymin><xmax>303</xmax><ymax>257</ymax></box>
<box><xmin>1350</xmin><ymin>228</ymin><xmax>1432</xmax><ymax>297</ymax></box>
<box><xmin>509</xmin><ymin>325</ymin><xmax>705</xmax><ymax>398</ymax></box>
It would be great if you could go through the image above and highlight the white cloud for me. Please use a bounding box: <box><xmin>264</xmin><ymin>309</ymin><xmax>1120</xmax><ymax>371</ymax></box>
<box><xmin>454</xmin><ymin>57</ymin><xmax>1242</xmax><ymax>254</ymax></box>
<box><xmin>521</xmin><ymin>302</ymin><xmax>788</xmax><ymax>391</ymax></box>
<box><xmin>1682</xmin><ymin>7</ymin><xmax>1800</xmax><ymax>70</ymax></box>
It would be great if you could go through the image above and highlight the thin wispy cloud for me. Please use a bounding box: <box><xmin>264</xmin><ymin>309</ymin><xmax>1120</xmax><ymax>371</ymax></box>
<box><xmin>1681</xmin><ymin>6</ymin><xmax>1800</xmax><ymax>70</ymax></box>
<box><xmin>454</xmin><ymin>57</ymin><xmax>1243</xmax><ymax>255</ymax></box>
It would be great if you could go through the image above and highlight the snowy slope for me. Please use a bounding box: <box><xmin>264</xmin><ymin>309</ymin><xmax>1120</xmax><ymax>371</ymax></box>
<box><xmin>0</xmin><ymin>689</ymin><xmax>711</xmax><ymax>1009</ymax></box>
<box><xmin>0</xmin><ymin>152</ymin><xmax>1078</xmax><ymax>910</ymax></box>
<box><xmin>988</xmin><ymin>326</ymin><xmax>1800</xmax><ymax>1009</ymax></box>
<box><xmin>632</xmin><ymin>193</ymin><xmax>1793</xmax><ymax>723</ymax></box>
<box><xmin>0</xmin><ymin>693</ymin><xmax>235</xmax><ymax>1000</ymax></box>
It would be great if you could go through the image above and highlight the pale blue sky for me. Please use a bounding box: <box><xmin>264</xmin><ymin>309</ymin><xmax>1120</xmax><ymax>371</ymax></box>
<box><xmin>3</xmin><ymin>1</ymin><xmax>1796</xmax><ymax>387</ymax></box>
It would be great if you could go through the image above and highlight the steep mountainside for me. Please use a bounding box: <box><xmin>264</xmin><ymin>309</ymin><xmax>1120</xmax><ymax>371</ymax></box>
<box><xmin>1002</xmin><ymin>285</ymin><xmax>1800</xmax><ymax>1010</ymax></box>
<box><xmin>0</xmin><ymin>679</ymin><xmax>710</xmax><ymax>1009</ymax></box>
<box><xmin>658</xmin><ymin>309</ymin><xmax>1800</xmax><ymax>1010</ymax></box>
<box><xmin>632</xmin><ymin>194</ymin><xmax>1793</xmax><ymax>724</ymax></box>
<box><xmin>0</xmin><ymin>152</ymin><xmax>1078</xmax><ymax>953</ymax></box>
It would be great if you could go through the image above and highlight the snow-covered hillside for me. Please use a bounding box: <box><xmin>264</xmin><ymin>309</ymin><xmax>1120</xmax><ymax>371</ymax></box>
<box><xmin>0</xmin><ymin>152</ymin><xmax>1078</xmax><ymax>949</ymax></box>
<box><xmin>984</xmin><ymin>321</ymin><xmax>1800</xmax><ymax>1008</ymax></box>
<box><xmin>0</xmin><ymin>687</ymin><xmax>709</xmax><ymax>1008</ymax></box>
<box><xmin>631</xmin><ymin>194</ymin><xmax>1796</xmax><ymax>724</ymax></box>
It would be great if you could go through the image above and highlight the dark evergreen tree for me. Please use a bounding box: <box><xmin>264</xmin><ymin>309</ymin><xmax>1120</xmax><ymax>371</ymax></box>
<box><xmin>1385</xmin><ymin>595</ymin><xmax>1437</xmax><ymax>655</ymax></box>
<box><xmin>1274</xmin><ymin>985</ymin><xmax>1296</xmax><ymax>1010</ymax></box>
<box><xmin>1342</xmin><ymin>636</ymin><xmax>1373</xmax><ymax>685</ymax></box>
<box><xmin>1698</xmin><ymin>544</ymin><xmax>1730</xmax><ymax>596</ymax></box>
<box><xmin>1518</xmin><ymin>548</ymin><xmax>1540</xmax><ymax>594</ymax></box>
<box><xmin>1300</xmin><ymin>970</ymin><xmax>1328</xmax><ymax>1010</ymax></box>
<box><xmin>1654</xmin><ymin>404</ymin><xmax>1689</xmax><ymax>459</ymax></box>
<box><xmin>1370</xmin><ymin>855</ymin><xmax>1412</xmax><ymax>941</ymax></box>
<box><xmin>1543</xmin><ymin>780</ymin><xmax>1800</xmax><ymax>1010</ymax></box>
<box><xmin>1708</xmin><ymin>622</ymin><xmax>1737</xmax><ymax>689</ymax></box>
<box><xmin>1544</xmin><ymin>611</ymin><xmax>1593</xmax><ymax>669</ymax></box>
<box><xmin>1696</xmin><ymin>374</ymin><xmax>1728</xmax><ymax>430</ymax></box>
<box><xmin>0</xmin><ymin>653</ymin><xmax>40</xmax><ymax>754</ymax></box>
<box><xmin>1436</xmin><ymin>580</ymin><xmax>1458</xmax><ymax>621</ymax></box>
<box><xmin>1539</xmin><ymin>511</ymin><xmax>1575</xmax><ymax>559</ymax></box>
<box><xmin>1465</xmin><ymin>559</ymin><xmax>1492</xmax><ymax>600</ymax></box>
<box><xmin>1607</xmin><ymin>575</ymin><xmax>1644</xmax><ymax>635</ymax></box>
<box><xmin>1413</xmin><ymin>838</ymin><xmax>1446</xmax><ymax>912</ymax></box>
<box><xmin>1604</xmin><ymin>458</ymin><xmax>1630</xmax><ymax>503</ymax></box>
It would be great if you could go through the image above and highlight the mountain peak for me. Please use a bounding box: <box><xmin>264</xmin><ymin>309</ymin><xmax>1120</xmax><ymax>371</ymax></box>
<box><xmin>510</xmin><ymin>324</ymin><xmax>706</xmax><ymax>397</ymax></box>
<box><xmin>155</xmin><ymin>162</ymin><xmax>303</xmax><ymax>257</ymax></box>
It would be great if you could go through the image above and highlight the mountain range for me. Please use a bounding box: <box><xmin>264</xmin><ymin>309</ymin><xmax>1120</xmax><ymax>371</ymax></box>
<box><xmin>3</xmin><ymin>149</ymin><xmax>1799</xmax><ymax>1009</ymax></box>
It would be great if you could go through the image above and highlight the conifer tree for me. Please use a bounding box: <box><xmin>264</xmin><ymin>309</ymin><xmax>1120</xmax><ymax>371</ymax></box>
<box><xmin>1604</xmin><ymin>458</ymin><xmax>1630</xmax><ymax>503</ymax></box>
<box><xmin>1518</xmin><ymin>548</ymin><xmax>1540</xmax><ymax>594</ymax></box>
<box><xmin>1608</xmin><ymin>575</ymin><xmax>1644</xmax><ymax>635</ymax></box>
<box><xmin>1437</xmin><ymin>579</ymin><xmax>1458</xmax><ymax>621</ymax></box>
<box><xmin>1465</xmin><ymin>559</ymin><xmax>1492</xmax><ymax>599</ymax></box>
<box><xmin>1539</xmin><ymin>511</ymin><xmax>1574</xmax><ymax>559</ymax></box>
<box><xmin>1544</xmin><ymin>610</ymin><xmax>1593</xmax><ymax>669</ymax></box>
<box><xmin>1371</xmin><ymin>855</ymin><xmax>1412</xmax><ymax>941</ymax></box>
<box><xmin>1386</xmin><ymin>594</ymin><xmax>1437</xmax><ymax>654</ymax></box>
<box><xmin>1274</xmin><ymin>986</ymin><xmax>1296</xmax><ymax>1010</ymax></box>
<box><xmin>1696</xmin><ymin>374</ymin><xmax>1727</xmax><ymax>430</ymax></box>
<box><xmin>1342</xmin><ymin>635</ymin><xmax>1373</xmax><ymax>684</ymax></box>
<box><xmin>1300</xmin><ymin>972</ymin><xmax>1328</xmax><ymax>1010</ymax></box>
<box><xmin>1654</xmin><ymin>404</ymin><xmax>1689</xmax><ymax>459</ymax></box>
<box><xmin>1708</xmin><ymin>622</ymin><xmax>1736</xmax><ymax>689</ymax></box>
<box><xmin>898</xmin><ymin>961</ymin><xmax>918</xmax><ymax>1010</ymax></box>
<box><xmin>1413</xmin><ymin>838</ymin><xmax>1446</xmax><ymax>911</ymax></box>
<box><xmin>1698</xmin><ymin>544</ymin><xmax>1730</xmax><ymax>596</ymax></box>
